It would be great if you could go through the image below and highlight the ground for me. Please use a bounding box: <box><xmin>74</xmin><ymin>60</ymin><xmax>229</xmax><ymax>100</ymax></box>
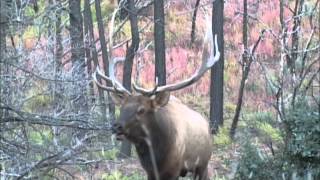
<box><xmin>69</xmin><ymin>144</ymin><xmax>239</xmax><ymax>180</ymax></box>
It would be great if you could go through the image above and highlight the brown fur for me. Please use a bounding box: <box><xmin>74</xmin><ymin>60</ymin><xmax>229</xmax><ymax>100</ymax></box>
<box><xmin>112</xmin><ymin>93</ymin><xmax>212</xmax><ymax>180</ymax></box>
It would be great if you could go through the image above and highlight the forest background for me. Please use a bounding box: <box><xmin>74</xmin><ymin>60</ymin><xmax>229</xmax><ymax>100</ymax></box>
<box><xmin>0</xmin><ymin>0</ymin><xmax>319</xmax><ymax>179</ymax></box>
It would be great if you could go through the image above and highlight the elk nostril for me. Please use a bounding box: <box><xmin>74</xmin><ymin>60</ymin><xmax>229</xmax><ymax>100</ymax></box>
<box><xmin>112</xmin><ymin>123</ymin><xmax>123</xmax><ymax>133</ymax></box>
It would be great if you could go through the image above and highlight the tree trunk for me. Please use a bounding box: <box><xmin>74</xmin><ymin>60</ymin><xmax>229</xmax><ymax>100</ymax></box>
<box><xmin>95</xmin><ymin>0</ymin><xmax>115</xmax><ymax>122</ymax></box>
<box><xmin>230</xmin><ymin>30</ymin><xmax>265</xmax><ymax>139</ymax></box>
<box><xmin>54</xmin><ymin>0</ymin><xmax>63</xmax><ymax>88</ymax></box>
<box><xmin>0</xmin><ymin>0</ymin><xmax>8</xmax><ymax>119</ymax></box>
<box><xmin>210</xmin><ymin>0</ymin><xmax>224</xmax><ymax>134</ymax></box>
<box><xmin>0</xmin><ymin>0</ymin><xmax>7</xmax><ymax>53</ymax></box>
<box><xmin>119</xmin><ymin>0</ymin><xmax>140</xmax><ymax>158</ymax></box>
<box><xmin>289</xmin><ymin>0</ymin><xmax>304</xmax><ymax>75</ymax></box>
<box><xmin>154</xmin><ymin>0</ymin><xmax>166</xmax><ymax>85</ymax></box>
<box><xmin>69</xmin><ymin>0</ymin><xmax>88</xmax><ymax>113</ymax></box>
<box><xmin>84</xmin><ymin>0</ymin><xmax>106</xmax><ymax>121</ymax></box>
<box><xmin>190</xmin><ymin>0</ymin><xmax>201</xmax><ymax>45</ymax></box>
<box><xmin>290</xmin><ymin>0</ymin><xmax>304</xmax><ymax>108</ymax></box>
<box><xmin>83</xmin><ymin>0</ymin><xmax>94</xmax><ymax>101</ymax></box>
<box><xmin>229</xmin><ymin>0</ymin><xmax>248</xmax><ymax>140</ymax></box>
<box><xmin>118</xmin><ymin>0</ymin><xmax>128</xmax><ymax>20</ymax></box>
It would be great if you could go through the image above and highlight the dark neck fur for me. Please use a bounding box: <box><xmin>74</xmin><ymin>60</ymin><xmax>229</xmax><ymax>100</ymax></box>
<box><xmin>134</xmin><ymin>108</ymin><xmax>176</xmax><ymax>171</ymax></box>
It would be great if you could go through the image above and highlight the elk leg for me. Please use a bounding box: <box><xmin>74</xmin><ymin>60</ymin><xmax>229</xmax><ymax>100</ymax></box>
<box><xmin>193</xmin><ymin>173</ymin><xmax>199</xmax><ymax>180</ymax></box>
<box><xmin>147</xmin><ymin>173</ymin><xmax>156</xmax><ymax>180</ymax></box>
<box><xmin>195</xmin><ymin>166</ymin><xmax>209</xmax><ymax>180</ymax></box>
<box><xmin>147</xmin><ymin>173</ymin><xmax>178</xmax><ymax>180</ymax></box>
<box><xmin>159</xmin><ymin>173</ymin><xmax>179</xmax><ymax>180</ymax></box>
<box><xmin>163</xmin><ymin>176</ymin><xmax>179</xmax><ymax>180</ymax></box>
<box><xmin>199</xmin><ymin>168</ymin><xmax>209</xmax><ymax>180</ymax></box>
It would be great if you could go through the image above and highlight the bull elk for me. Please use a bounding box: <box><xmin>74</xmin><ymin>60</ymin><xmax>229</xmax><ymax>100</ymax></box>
<box><xmin>93</xmin><ymin>28</ymin><xmax>220</xmax><ymax>180</ymax></box>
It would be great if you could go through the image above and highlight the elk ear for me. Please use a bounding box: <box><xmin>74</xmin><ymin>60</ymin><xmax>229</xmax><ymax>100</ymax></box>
<box><xmin>152</xmin><ymin>91</ymin><xmax>170</xmax><ymax>107</ymax></box>
<box><xmin>110</xmin><ymin>93</ymin><xmax>128</xmax><ymax>105</ymax></box>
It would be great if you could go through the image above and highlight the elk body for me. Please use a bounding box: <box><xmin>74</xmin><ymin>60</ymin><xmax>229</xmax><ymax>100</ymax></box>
<box><xmin>93</xmin><ymin>30</ymin><xmax>220</xmax><ymax>180</ymax></box>
<box><xmin>113</xmin><ymin>93</ymin><xmax>213</xmax><ymax>180</ymax></box>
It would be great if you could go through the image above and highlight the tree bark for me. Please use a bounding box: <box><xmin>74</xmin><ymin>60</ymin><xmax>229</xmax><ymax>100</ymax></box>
<box><xmin>84</xmin><ymin>0</ymin><xmax>94</xmax><ymax>99</ymax></box>
<box><xmin>52</xmin><ymin>0</ymin><xmax>63</xmax><ymax>151</ymax></box>
<box><xmin>55</xmin><ymin>0</ymin><xmax>63</xmax><ymax>71</ymax></box>
<box><xmin>230</xmin><ymin>30</ymin><xmax>265</xmax><ymax>140</ymax></box>
<box><xmin>229</xmin><ymin>0</ymin><xmax>248</xmax><ymax>139</ymax></box>
<box><xmin>53</xmin><ymin>0</ymin><xmax>63</xmax><ymax>111</ymax></box>
<box><xmin>0</xmin><ymin>0</ymin><xmax>8</xmax><ymax>119</ymax></box>
<box><xmin>210</xmin><ymin>0</ymin><xmax>224</xmax><ymax>134</ymax></box>
<box><xmin>95</xmin><ymin>0</ymin><xmax>115</xmax><ymax>122</ymax></box>
<box><xmin>118</xmin><ymin>0</ymin><xmax>128</xmax><ymax>20</ymax></box>
<box><xmin>69</xmin><ymin>0</ymin><xmax>88</xmax><ymax>113</ymax></box>
<box><xmin>289</xmin><ymin>0</ymin><xmax>304</xmax><ymax>75</ymax></box>
<box><xmin>154</xmin><ymin>0</ymin><xmax>166</xmax><ymax>85</ymax></box>
<box><xmin>290</xmin><ymin>0</ymin><xmax>304</xmax><ymax>108</ymax></box>
<box><xmin>84</xmin><ymin>0</ymin><xmax>106</xmax><ymax>121</ymax></box>
<box><xmin>0</xmin><ymin>0</ymin><xmax>7</xmax><ymax>53</ymax></box>
<box><xmin>120</xmin><ymin>0</ymin><xmax>140</xmax><ymax>158</ymax></box>
<box><xmin>191</xmin><ymin>0</ymin><xmax>201</xmax><ymax>45</ymax></box>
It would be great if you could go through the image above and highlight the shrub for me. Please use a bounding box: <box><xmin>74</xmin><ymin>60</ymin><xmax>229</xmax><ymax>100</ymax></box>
<box><xmin>285</xmin><ymin>98</ymin><xmax>320</xmax><ymax>164</ymax></box>
<box><xmin>234</xmin><ymin>141</ymin><xmax>277</xmax><ymax>180</ymax></box>
<box><xmin>235</xmin><ymin>98</ymin><xmax>320</xmax><ymax>179</ymax></box>
<box><xmin>240</xmin><ymin>111</ymin><xmax>282</xmax><ymax>144</ymax></box>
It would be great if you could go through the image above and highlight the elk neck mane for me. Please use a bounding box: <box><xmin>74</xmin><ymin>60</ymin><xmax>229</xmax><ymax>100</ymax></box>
<box><xmin>134</xmin><ymin>98</ymin><xmax>180</xmax><ymax>171</ymax></box>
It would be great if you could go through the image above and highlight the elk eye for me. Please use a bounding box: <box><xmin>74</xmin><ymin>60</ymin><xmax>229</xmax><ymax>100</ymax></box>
<box><xmin>137</xmin><ymin>106</ymin><xmax>145</xmax><ymax>115</ymax></box>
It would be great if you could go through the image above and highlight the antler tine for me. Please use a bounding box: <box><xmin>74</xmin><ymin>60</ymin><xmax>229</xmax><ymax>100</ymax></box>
<box><xmin>92</xmin><ymin>7</ymin><xmax>133</xmax><ymax>96</ymax></box>
<box><xmin>93</xmin><ymin>66</ymin><xmax>131</xmax><ymax>95</ymax></box>
<box><xmin>133</xmin><ymin>77</ymin><xmax>159</xmax><ymax>96</ymax></box>
<box><xmin>132</xmin><ymin>82</ymin><xmax>148</xmax><ymax>94</ymax></box>
<box><xmin>92</xmin><ymin>70</ymin><xmax>117</xmax><ymax>93</ymax></box>
<box><xmin>151</xmin><ymin>77</ymin><xmax>159</xmax><ymax>94</ymax></box>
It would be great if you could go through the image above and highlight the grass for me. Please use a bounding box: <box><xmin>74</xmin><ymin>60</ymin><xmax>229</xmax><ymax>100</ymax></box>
<box><xmin>213</xmin><ymin>126</ymin><xmax>233</xmax><ymax>148</ymax></box>
<box><xmin>29</xmin><ymin>129</ymin><xmax>52</xmax><ymax>145</ymax></box>
<box><xmin>257</xmin><ymin>122</ymin><xmax>282</xmax><ymax>142</ymax></box>
<box><xmin>100</xmin><ymin>148</ymin><xmax>119</xmax><ymax>160</ymax></box>
<box><xmin>101</xmin><ymin>171</ymin><xmax>146</xmax><ymax>180</ymax></box>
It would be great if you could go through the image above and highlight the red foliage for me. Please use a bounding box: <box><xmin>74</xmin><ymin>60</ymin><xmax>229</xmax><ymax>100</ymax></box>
<box><xmin>21</xmin><ymin>0</ymin><xmax>316</xmax><ymax>112</ymax></box>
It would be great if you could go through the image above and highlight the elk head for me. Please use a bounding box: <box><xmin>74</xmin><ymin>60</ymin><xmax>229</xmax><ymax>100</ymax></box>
<box><xmin>92</xmin><ymin>31</ymin><xmax>220</xmax><ymax>143</ymax></box>
<box><xmin>110</xmin><ymin>91</ymin><xmax>170</xmax><ymax>142</ymax></box>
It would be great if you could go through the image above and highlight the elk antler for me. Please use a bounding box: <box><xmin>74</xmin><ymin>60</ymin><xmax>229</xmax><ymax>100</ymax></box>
<box><xmin>92</xmin><ymin>64</ymin><xmax>131</xmax><ymax>95</ymax></box>
<box><xmin>93</xmin><ymin>6</ymin><xmax>131</xmax><ymax>96</ymax></box>
<box><xmin>133</xmin><ymin>32</ymin><xmax>220</xmax><ymax>96</ymax></box>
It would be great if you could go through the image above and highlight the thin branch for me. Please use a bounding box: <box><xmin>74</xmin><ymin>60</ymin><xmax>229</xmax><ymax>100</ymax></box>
<box><xmin>0</xmin><ymin>106</ymin><xmax>111</xmax><ymax>131</ymax></box>
<box><xmin>191</xmin><ymin>0</ymin><xmax>201</xmax><ymax>45</ymax></box>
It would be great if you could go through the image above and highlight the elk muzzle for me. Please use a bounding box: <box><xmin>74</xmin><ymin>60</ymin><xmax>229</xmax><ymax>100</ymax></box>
<box><xmin>111</xmin><ymin>122</ymin><xmax>126</xmax><ymax>140</ymax></box>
